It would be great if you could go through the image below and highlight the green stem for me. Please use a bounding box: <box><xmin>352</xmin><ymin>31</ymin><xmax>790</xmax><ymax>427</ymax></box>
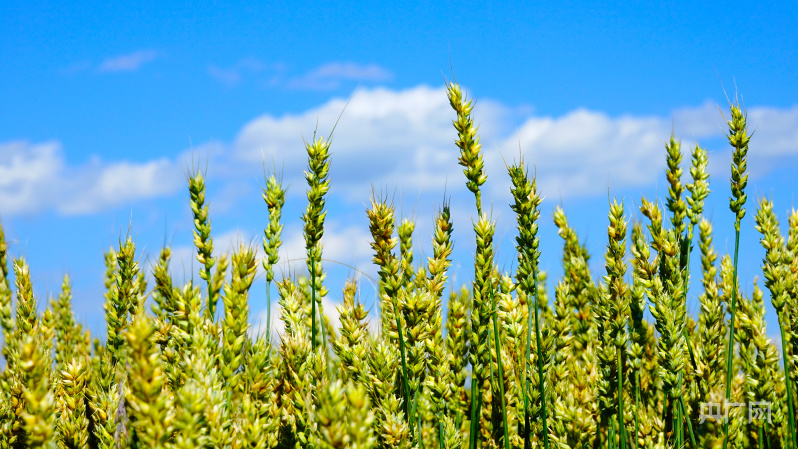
<box><xmin>780</xmin><ymin>321</ymin><xmax>798</xmax><ymax>449</ymax></box>
<box><xmin>671</xmin><ymin>404</ymin><xmax>678</xmax><ymax>448</ymax></box>
<box><xmin>610</xmin><ymin>419</ymin><xmax>616</xmax><ymax>449</ymax></box>
<box><xmin>311</xmin><ymin>256</ymin><xmax>317</xmax><ymax>351</ymax></box>
<box><xmin>490</xmin><ymin>286</ymin><xmax>510</xmax><ymax>449</ymax></box>
<box><xmin>633</xmin><ymin>373</ymin><xmax>639</xmax><ymax>449</ymax></box>
<box><xmin>310</xmin><ymin>256</ymin><xmax>331</xmax><ymax>378</ymax></box>
<box><xmin>533</xmin><ymin>282</ymin><xmax>550</xmax><ymax>449</ymax></box>
<box><xmin>677</xmin><ymin>227</ymin><xmax>698</xmax><ymax>448</ymax></box>
<box><xmin>680</xmin><ymin>230</ymin><xmax>699</xmax><ymax>373</ymax></box>
<box><xmin>723</xmin><ymin>224</ymin><xmax>742</xmax><ymax>449</ymax></box>
<box><xmin>320</xmin><ymin>303</ymin><xmax>331</xmax><ymax>378</ymax></box>
<box><xmin>207</xmin><ymin>273</ymin><xmax>214</xmax><ymax>321</ymax></box>
<box><xmin>469</xmin><ymin>373</ymin><xmax>480</xmax><ymax>449</ymax></box>
<box><xmin>676</xmin><ymin>371</ymin><xmax>696</xmax><ymax>447</ymax></box>
<box><xmin>617</xmin><ymin>349</ymin><xmax>625</xmax><ymax>449</ymax></box>
<box><xmin>523</xmin><ymin>268</ymin><xmax>539</xmax><ymax>447</ymax></box>
<box><xmin>681</xmin><ymin>408</ymin><xmax>685</xmax><ymax>447</ymax></box>
<box><xmin>680</xmin><ymin>396</ymin><xmax>696</xmax><ymax>448</ymax></box>
<box><xmin>391</xmin><ymin>293</ymin><xmax>413</xmax><ymax>438</ymax></box>
<box><xmin>265</xmin><ymin>280</ymin><xmax>274</xmax><ymax>359</ymax></box>
<box><xmin>764</xmin><ymin>422</ymin><xmax>771</xmax><ymax>449</ymax></box>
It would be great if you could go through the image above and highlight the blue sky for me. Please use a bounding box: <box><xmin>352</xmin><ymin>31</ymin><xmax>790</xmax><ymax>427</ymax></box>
<box><xmin>1</xmin><ymin>0</ymin><xmax>797</xmax><ymax>338</ymax></box>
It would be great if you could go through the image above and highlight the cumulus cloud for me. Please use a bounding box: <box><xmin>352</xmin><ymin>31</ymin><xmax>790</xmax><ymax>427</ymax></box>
<box><xmin>747</xmin><ymin>105</ymin><xmax>798</xmax><ymax>156</ymax></box>
<box><xmin>0</xmin><ymin>141</ymin><xmax>182</xmax><ymax>216</ymax></box>
<box><xmin>497</xmin><ymin>109</ymin><xmax>669</xmax><ymax>198</ymax></box>
<box><xmin>495</xmin><ymin>103</ymin><xmax>798</xmax><ymax>199</ymax></box>
<box><xmin>99</xmin><ymin>50</ymin><xmax>158</xmax><ymax>73</ymax></box>
<box><xmin>228</xmin><ymin>86</ymin><xmax>798</xmax><ymax>202</ymax></box>
<box><xmin>0</xmin><ymin>141</ymin><xmax>62</xmax><ymax>215</ymax></box>
<box><xmin>233</xmin><ymin>85</ymin><xmax>514</xmax><ymax>203</ymax></box>
<box><xmin>8</xmin><ymin>86</ymin><xmax>798</xmax><ymax>220</ymax></box>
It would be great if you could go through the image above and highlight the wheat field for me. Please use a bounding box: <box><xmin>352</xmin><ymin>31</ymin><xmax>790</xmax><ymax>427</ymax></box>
<box><xmin>0</xmin><ymin>80</ymin><xmax>795</xmax><ymax>449</ymax></box>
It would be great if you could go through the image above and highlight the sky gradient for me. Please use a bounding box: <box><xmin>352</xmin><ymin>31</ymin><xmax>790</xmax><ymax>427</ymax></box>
<box><xmin>1</xmin><ymin>0</ymin><xmax>797</xmax><ymax>338</ymax></box>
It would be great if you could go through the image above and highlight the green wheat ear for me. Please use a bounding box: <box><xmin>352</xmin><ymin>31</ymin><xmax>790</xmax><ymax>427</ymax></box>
<box><xmin>0</xmin><ymin>221</ymin><xmax>12</xmax><ymax>349</ymax></box>
<box><xmin>56</xmin><ymin>358</ymin><xmax>90</xmax><ymax>449</ymax></box>
<box><xmin>367</xmin><ymin>195</ymin><xmax>412</xmax><ymax>428</ymax></box>
<box><xmin>468</xmin><ymin>214</ymin><xmax>497</xmax><ymax>447</ymax></box>
<box><xmin>332</xmin><ymin>279</ymin><xmax>369</xmax><ymax>382</ymax></box>
<box><xmin>727</xmin><ymin>102</ymin><xmax>750</xmax><ymax>231</ymax></box>
<box><xmin>53</xmin><ymin>275</ymin><xmax>80</xmax><ymax>371</ymax></box>
<box><xmin>722</xmin><ymin>98</ymin><xmax>750</xmax><ymax>449</ymax></box>
<box><xmin>105</xmin><ymin>237</ymin><xmax>139</xmax><ymax>366</ymax></box>
<box><xmin>302</xmin><ymin>134</ymin><xmax>332</xmax><ymax>354</ymax></box>
<box><xmin>755</xmin><ymin>198</ymin><xmax>798</xmax><ymax>448</ymax></box>
<box><xmin>696</xmin><ymin>218</ymin><xmax>725</xmax><ymax>400</ymax></box>
<box><xmin>262</xmin><ymin>173</ymin><xmax>286</xmax><ymax>341</ymax></box>
<box><xmin>447</xmin><ymin>81</ymin><xmax>487</xmax><ymax>215</ymax></box>
<box><xmin>125</xmin><ymin>312</ymin><xmax>170</xmax><ymax>449</ymax></box>
<box><xmin>221</xmin><ymin>243</ymin><xmax>257</xmax><ymax>395</ymax></box>
<box><xmin>664</xmin><ymin>134</ymin><xmax>687</xmax><ymax>241</ymax></box>
<box><xmin>19</xmin><ymin>334</ymin><xmax>56</xmax><ymax>449</ymax></box>
<box><xmin>188</xmin><ymin>170</ymin><xmax>218</xmax><ymax>320</ymax></box>
<box><xmin>427</xmin><ymin>201</ymin><xmax>453</xmax><ymax>299</ymax></box>
<box><xmin>508</xmin><ymin>161</ymin><xmax>545</xmax><ymax>448</ymax></box>
<box><xmin>686</xmin><ymin>144</ymin><xmax>710</xmax><ymax>231</ymax></box>
<box><xmin>604</xmin><ymin>200</ymin><xmax>629</xmax><ymax>449</ymax></box>
<box><xmin>445</xmin><ymin>286</ymin><xmax>471</xmax><ymax>426</ymax></box>
<box><xmin>397</xmin><ymin>218</ymin><xmax>416</xmax><ymax>290</ymax></box>
<box><xmin>366</xmin><ymin>196</ymin><xmax>402</xmax><ymax>344</ymax></box>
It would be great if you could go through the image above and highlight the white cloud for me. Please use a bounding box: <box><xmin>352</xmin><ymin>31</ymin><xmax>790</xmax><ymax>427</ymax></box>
<box><xmin>288</xmin><ymin>62</ymin><xmax>393</xmax><ymax>90</ymax></box>
<box><xmin>99</xmin><ymin>50</ymin><xmax>158</xmax><ymax>73</ymax></box>
<box><xmin>9</xmin><ymin>86</ymin><xmax>798</xmax><ymax>220</ymax></box>
<box><xmin>233</xmin><ymin>85</ymin><xmax>514</xmax><ymax>203</ymax></box>
<box><xmin>278</xmin><ymin>221</ymin><xmax>375</xmax><ymax>275</ymax></box>
<box><xmin>747</xmin><ymin>105</ymin><xmax>798</xmax><ymax>156</ymax></box>
<box><xmin>0</xmin><ymin>141</ymin><xmax>182</xmax><ymax>216</ymax></box>
<box><xmin>61</xmin><ymin>158</ymin><xmax>180</xmax><ymax>214</ymax></box>
<box><xmin>0</xmin><ymin>141</ymin><xmax>62</xmax><ymax>215</ymax></box>
<box><xmin>224</xmin><ymin>86</ymin><xmax>798</xmax><ymax>206</ymax></box>
<box><xmin>498</xmin><ymin>109</ymin><xmax>669</xmax><ymax>198</ymax></box>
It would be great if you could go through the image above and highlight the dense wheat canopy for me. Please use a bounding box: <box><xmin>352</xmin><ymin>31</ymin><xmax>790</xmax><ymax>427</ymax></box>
<box><xmin>1</xmin><ymin>82</ymin><xmax>797</xmax><ymax>449</ymax></box>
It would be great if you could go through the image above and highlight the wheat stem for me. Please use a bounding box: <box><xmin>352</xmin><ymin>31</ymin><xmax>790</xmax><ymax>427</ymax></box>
<box><xmin>722</xmin><ymin>229</ymin><xmax>741</xmax><ymax>449</ymax></box>
<box><xmin>780</xmin><ymin>322</ymin><xmax>798</xmax><ymax>449</ymax></box>
<box><xmin>490</xmin><ymin>280</ymin><xmax>510</xmax><ymax>449</ymax></box>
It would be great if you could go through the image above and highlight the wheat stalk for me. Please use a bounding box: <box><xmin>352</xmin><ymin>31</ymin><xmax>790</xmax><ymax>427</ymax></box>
<box><xmin>722</xmin><ymin>99</ymin><xmax>750</xmax><ymax>449</ymax></box>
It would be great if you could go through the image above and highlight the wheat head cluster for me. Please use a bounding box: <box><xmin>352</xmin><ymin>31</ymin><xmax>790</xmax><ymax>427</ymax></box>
<box><xmin>0</xmin><ymin>81</ymin><xmax>796</xmax><ymax>449</ymax></box>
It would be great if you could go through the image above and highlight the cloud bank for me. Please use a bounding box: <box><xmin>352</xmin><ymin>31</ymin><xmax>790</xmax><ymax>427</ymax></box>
<box><xmin>3</xmin><ymin>85</ymin><xmax>798</xmax><ymax>217</ymax></box>
<box><xmin>0</xmin><ymin>141</ymin><xmax>181</xmax><ymax>215</ymax></box>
